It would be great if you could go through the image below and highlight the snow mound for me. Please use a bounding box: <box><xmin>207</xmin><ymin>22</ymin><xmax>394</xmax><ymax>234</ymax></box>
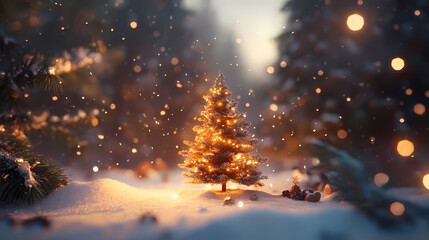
<box><xmin>180</xmin><ymin>189</ymin><xmax>276</xmax><ymax>201</ymax></box>
<box><xmin>33</xmin><ymin>178</ymin><xmax>150</xmax><ymax>214</ymax></box>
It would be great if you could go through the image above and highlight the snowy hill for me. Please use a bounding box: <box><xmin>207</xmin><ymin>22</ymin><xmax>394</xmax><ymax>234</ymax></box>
<box><xmin>1</xmin><ymin>173</ymin><xmax>429</xmax><ymax>240</ymax></box>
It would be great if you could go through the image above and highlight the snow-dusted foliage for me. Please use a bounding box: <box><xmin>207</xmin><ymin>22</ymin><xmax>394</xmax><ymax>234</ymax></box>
<box><xmin>0</xmin><ymin>133</ymin><xmax>68</xmax><ymax>205</ymax></box>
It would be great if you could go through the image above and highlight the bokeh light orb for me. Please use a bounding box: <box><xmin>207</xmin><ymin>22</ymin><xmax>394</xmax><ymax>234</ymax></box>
<box><xmin>390</xmin><ymin>202</ymin><xmax>405</xmax><ymax>216</ymax></box>
<box><xmin>270</xmin><ymin>103</ymin><xmax>278</xmax><ymax>112</ymax></box>
<box><xmin>413</xmin><ymin>103</ymin><xmax>426</xmax><ymax>115</ymax></box>
<box><xmin>423</xmin><ymin>174</ymin><xmax>429</xmax><ymax>190</ymax></box>
<box><xmin>130</xmin><ymin>21</ymin><xmax>138</xmax><ymax>29</ymax></box>
<box><xmin>397</xmin><ymin>139</ymin><xmax>414</xmax><ymax>157</ymax></box>
<box><xmin>391</xmin><ymin>57</ymin><xmax>405</xmax><ymax>71</ymax></box>
<box><xmin>374</xmin><ymin>172</ymin><xmax>389</xmax><ymax>187</ymax></box>
<box><xmin>347</xmin><ymin>14</ymin><xmax>364</xmax><ymax>31</ymax></box>
<box><xmin>337</xmin><ymin>129</ymin><xmax>348</xmax><ymax>139</ymax></box>
<box><xmin>266</xmin><ymin>66</ymin><xmax>275</xmax><ymax>74</ymax></box>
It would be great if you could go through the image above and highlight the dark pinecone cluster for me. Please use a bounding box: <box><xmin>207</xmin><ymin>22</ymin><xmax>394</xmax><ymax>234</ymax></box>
<box><xmin>282</xmin><ymin>177</ymin><xmax>321</xmax><ymax>202</ymax></box>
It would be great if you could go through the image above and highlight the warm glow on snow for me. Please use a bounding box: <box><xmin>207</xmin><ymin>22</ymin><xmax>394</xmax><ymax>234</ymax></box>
<box><xmin>390</xmin><ymin>202</ymin><xmax>405</xmax><ymax>216</ymax></box>
<box><xmin>397</xmin><ymin>140</ymin><xmax>414</xmax><ymax>157</ymax></box>
<box><xmin>347</xmin><ymin>14</ymin><xmax>364</xmax><ymax>31</ymax></box>
<box><xmin>391</xmin><ymin>57</ymin><xmax>405</xmax><ymax>71</ymax></box>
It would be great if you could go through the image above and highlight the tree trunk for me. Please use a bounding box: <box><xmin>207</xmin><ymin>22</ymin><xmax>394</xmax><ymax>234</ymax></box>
<box><xmin>222</xmin><ymin>183</ymin><xmax>226</xmax><ymax>192</ymax></box>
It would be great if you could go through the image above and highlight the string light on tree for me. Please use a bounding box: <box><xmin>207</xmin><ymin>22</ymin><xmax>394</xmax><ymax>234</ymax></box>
<box><xmin>179</xmin><ymin>71</ymin><xmax>268</xmax><ymax>192</ymax></box>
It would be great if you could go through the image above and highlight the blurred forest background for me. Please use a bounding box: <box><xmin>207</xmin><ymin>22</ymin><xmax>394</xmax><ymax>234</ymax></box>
<box><xmin>1</xmin><ymin>0</ymin><xmax>428</xmax><ymax>187</ymax></box>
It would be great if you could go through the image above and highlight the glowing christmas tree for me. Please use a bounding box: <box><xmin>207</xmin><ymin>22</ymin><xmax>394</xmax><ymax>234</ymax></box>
<box><xmin>179</xmin><ymin>72</ymin><xmax>268</xmax><ymax>192</ymax></box>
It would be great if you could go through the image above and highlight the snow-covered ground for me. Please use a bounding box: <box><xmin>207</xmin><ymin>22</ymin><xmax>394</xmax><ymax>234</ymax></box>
<box><xmin>1</xmin><ymin>169</ymin><xmax>429</xmax><ymax>240</ymax></box>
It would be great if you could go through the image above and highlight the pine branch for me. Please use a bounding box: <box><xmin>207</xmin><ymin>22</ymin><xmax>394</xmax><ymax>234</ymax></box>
<box><xmin>305</xmin><ymin>139</ymin><xmax>429</xmax><ymax>225</ymax></box>
<box><xmin>0</xmin><ymin>132</ymin><xmax>69</xmax><ymax>206</ymax></box>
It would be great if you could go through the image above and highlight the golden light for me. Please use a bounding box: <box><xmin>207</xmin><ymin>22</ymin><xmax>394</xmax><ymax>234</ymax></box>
<box><xmin>238</xmin><ymin>201</ymin><xmax>244</xmax><ymax>208</ymax></box>
<box><xmin>324</xmin><ymin>184</ymin><xmax>332</xmax><ymax>195</ymax></box>
<box><xmin>423</xmin><ymin>174</ymin><xmax>429</xmax><ymax>190</ymax></box>
<box><xmin>414</xmin><ymin>10</ymin><xmax>421</xmax><ymax>16</ymax></box>
<box><xmin>97</xmin><ymin>134</ymin><xmax>105</xmax><ymax>140</ymax></box>
<box><xmin>172</xmin><ymin>193</ymin><xmax>179</xmax><ymax>200</ymax></box>
<box><xmin>266</xmin><ymin>66</ymin><xmax>275</xmax><ymax>74</ymax></box>
<box><xmin>280</xmin><ymin>61</ymin><xmax>287</xmax><ymax>68</ymax></box>
<box><xmin>347</xmin><ymin>14</ymin><xmax>364</xmax><ymax>31</ymax></box>
<box><xmin>413</xmin><ymin>103</ymin><xmax>426</xmax><ymax>115</ymax></box>
<box><xmin>317</xmin><ymin>70</ymin><xmax>324</xmax><ymax>76</ymax></box>
<box><xmin>390</xmin><ymin>202</ymin><xmax>405</xmax><ymax>216</ymax></box>
<box><xmin>399</xmin><ymin>118</ymin><xmax>405</xmax><ymax>123</ymax></box>
<box><xmin>133</xmin><ymin>65</ymin><xmax>142</xmax><ymax>73</ymax></box>
<box><xmin>397</xmin><ymin>139</ymin><xmax>414</xmax><ymax>157</ymax></box>
<box><xmin>160</xmin><ymin>110</ymin><xmax>166</xmax><ymax>116</ymax></box>
<box><xmin>110</xmin><ymin>103</ymin><xmax>116</xmax><ymax>110</ymax></box>
<box><xmin>131</xmin><ymin>148</ymin><xmax>138</xmax><ymax>154</ymax></box>
<box><xmin>315</xmin><ymin>88</ymin><xmax>321</xmax><ymax>94</ymax></box>
<box><xmin>91</xmin><ymin>117</ymin><xmax>99</xmax><ymax>127</ymax></box>
<box><xmin>92</xmin><ymin>166</ymin><xmax>99</xmax><ymax>172</ymax></box>
<box><xmin>374</xmin><ymin>172</ymin><xmax>389</xmax><ymax>187</ymax></box>
<box><xmin>52</xmin><ymin>96</ymin><xmax>58</xmax><ymax>101</ymax></box>
<box><xmin>391</xmin><ymin>57</ymin><xmax>405</xmax><ymax>71</ymax></box>
<box><xmin>49</xmin><ymin>67</ymin><xmax>56</xmax><ymax>75</ymax></box>
<box><xmin>337</xmin><ymin>129</ymin><xmax>348</xmax><ymax>139</ymax></box>
<box><xmin>405</xmin><ymin>88</ymin><xmax>413</xmax><ymax>95</ymax></box>
<box><xmin>130</xmin><ymin>21</ymin><xmax>138</xmax><ymax>29</ymax></box>
<box><xmin>171</xmin><ymin>57</ymin><xmax>179</xmax><ymax>65</ymax></box>
<box><xmin>270</xmin><ymin>104</ymin><xmax>278</xmax><ymax>112</ymax></box>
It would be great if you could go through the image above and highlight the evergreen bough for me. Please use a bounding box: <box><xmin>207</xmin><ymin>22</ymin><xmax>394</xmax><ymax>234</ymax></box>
<box><xmin>0</xmin><ymin>133</ymin><xmax>69</xmax><ymax>205</ymax></box>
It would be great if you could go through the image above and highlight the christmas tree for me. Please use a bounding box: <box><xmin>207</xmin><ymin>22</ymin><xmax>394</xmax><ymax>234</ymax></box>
<box><xmin>179</xmin><ymin>72</ymin><xmax>267</xmax><ymax>192</ymax></box>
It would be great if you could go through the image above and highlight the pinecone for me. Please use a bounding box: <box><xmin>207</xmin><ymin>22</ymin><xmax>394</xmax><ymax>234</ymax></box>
<box><xmin>282</xmin><ymin>190</ymin><xmax>290</xmax><ymax>198</ymax></box>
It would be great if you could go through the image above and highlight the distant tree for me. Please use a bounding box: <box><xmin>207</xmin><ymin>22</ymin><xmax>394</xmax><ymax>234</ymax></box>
<box><xmin>260</xmin><ymin>0</ymin><xmax>429</xmax><ymax>186</ymax></box>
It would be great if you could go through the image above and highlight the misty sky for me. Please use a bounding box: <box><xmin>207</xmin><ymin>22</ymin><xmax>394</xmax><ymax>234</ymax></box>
<box><xmin>183</xmin><ymin>0</ymin><xmax>286</xmax><ymax>81</ymax></box>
